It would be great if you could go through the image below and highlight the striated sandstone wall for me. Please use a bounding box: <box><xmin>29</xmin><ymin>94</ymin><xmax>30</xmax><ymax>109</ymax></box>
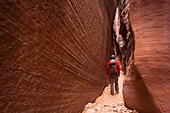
<box><xmin>0</xmin><ymin>0</ymin><xmax>117</xmax><ymax>112</ymax></box>
<box><xmin>127</xmin><ymin>0</ymin><xmax>170</xmax><ymax>112</ymax></box>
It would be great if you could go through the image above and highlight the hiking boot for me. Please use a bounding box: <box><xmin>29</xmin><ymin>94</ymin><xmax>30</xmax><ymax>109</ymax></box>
<box><xmin>116</xmin><ymin>91</ymin><xmax>119</xmax><ymax>93</ymax></box>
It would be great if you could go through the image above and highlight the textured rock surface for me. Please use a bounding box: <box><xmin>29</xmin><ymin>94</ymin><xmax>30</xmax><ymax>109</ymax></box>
<box><xmin>82</xmin><ymin>73</ymin><xmax>138</xmax><ymax>113</ymax></box>
<box><xmin>0</xmin><ymin>0</ymin><xmax>117</xmax><ymax>112</ymax></box>
<box><xmin>123</xmin><ymin>66</ymin><xmax>159</xmax><ymax>113</ymax></box>
<box><xmin>83</xmin><ymin>102</ymin><xmax>138</xmax><ymax>113</ymax></box>
<box><xmin>125</xmin><ymin>0</ymin><xmax>170</xmax><ymax>112</ymax></box>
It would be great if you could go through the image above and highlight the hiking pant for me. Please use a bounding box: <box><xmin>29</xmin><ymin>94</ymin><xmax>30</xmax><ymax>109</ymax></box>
<box><xmin>109</xmin><ymin>75</ymin><xmax>119</xmax><ymax>95</ymax></box>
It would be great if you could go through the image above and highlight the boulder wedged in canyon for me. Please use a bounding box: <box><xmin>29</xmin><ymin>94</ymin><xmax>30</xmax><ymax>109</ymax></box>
<box><xmin>0</xmin><ymin>0</ymin><xmax>117</xmax><ymax>112</ymax></box>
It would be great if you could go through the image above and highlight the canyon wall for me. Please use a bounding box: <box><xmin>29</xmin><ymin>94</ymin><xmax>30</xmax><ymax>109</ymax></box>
<box><xmin>125</xmin><ymin>0</ymin><xmax>170</xmax><ymax>112</ymax></box>
<box><xmin>0</xmin><ymin>0</ymin><xmax>117</xmax><ymax>112</ymax></box>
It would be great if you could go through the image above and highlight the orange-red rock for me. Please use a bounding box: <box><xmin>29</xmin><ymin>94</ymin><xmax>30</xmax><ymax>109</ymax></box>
<box><xmin>0</xmin><ymin>0</ymin><xmax>117</xmax><ymax>112</ymax></box>
<box><xmin>124</xmin><ymin>0</ymin><xmax>170</xmax><ymax>112</ymax></box>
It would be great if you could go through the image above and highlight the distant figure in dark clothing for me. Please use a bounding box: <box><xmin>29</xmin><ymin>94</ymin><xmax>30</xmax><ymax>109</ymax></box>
<box><xmin>106</xmin><ymin>55</ymin><xmax>120</xmax><ymax>95</ymax></box>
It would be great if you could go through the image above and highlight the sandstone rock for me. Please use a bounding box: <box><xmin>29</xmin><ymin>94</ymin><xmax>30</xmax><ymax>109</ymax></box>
<box><xmin>0</xmin><ymin>0</ymin><xmax>117</xmax><ymax>113</ymax></box>
<box><xmin>117</xmin><ymin>0</ymin><xmax>170</xmax><ymax>112</ymax></box>
<box><xmin>82</xmin><ymin>102</ymin><xmax>138</xmax><ymax>113</ymax></box>
<box><xmin>86</xmin><ymin>108</ymin><xmax>96</xmax><ymax>113</ymax></box>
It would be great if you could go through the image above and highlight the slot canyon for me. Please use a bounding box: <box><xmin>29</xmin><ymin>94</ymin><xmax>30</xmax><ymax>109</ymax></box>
<box><xmin>0</xmin><ymin>0</ymin><xmax>170</xmax><ymax>113</ymax></box>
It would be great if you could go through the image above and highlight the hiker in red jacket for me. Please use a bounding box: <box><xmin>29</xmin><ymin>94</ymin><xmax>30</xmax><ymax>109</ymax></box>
<box><xmin>106</xmin><ymin>55</ymin><xmax>120</xmax><ymax>95</ymax></box>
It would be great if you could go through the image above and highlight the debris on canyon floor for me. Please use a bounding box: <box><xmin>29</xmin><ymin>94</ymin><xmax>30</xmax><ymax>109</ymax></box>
<box><xmin>82</xmin><ymin>102</ymin><xmax>138</xmax><ymax>113</ymax></box>
<box><xmin>82</xmin><ymin>72</ymin><xmax>138</xmax><ymax>113</ymax></box>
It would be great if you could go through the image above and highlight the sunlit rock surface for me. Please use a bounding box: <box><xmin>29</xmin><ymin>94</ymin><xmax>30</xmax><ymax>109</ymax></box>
<box><xmin>125</xmin><ymin>0</ymin><xmax>170</xmax><ymax>112</ymax></box>
<box><xmin>83</xmin><ymin>102</ymin><xmax>138</xmax><ymax>113</ymax></box>
<box><xmin>0</xmin><ymin>0</ymin><xmax>117</xmax><ymax>112</ymax></box>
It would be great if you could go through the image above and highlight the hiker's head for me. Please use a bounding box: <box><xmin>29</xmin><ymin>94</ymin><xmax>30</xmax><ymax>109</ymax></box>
<box><xmin>111</xmin><ymin>55</ymin><xmax>115</xmax><ymax>59</ymax></box>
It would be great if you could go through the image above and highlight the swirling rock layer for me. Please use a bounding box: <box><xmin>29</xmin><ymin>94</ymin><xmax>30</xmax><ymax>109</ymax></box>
<box><xmin>125</xmin><ymin>0</ymin><xmax>170</xmax><ymax>112</ymax></box>
<box><xmin>0</xmin><ymin>0</ymin><xmax>116</xmax><ymax>112</ymax></box>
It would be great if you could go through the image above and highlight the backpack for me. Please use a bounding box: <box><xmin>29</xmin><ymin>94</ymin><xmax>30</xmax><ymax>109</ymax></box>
<box><xmin>109</xmin><ymin>63</ymin><xmax>118</xmax><ymax>76</ymax></box>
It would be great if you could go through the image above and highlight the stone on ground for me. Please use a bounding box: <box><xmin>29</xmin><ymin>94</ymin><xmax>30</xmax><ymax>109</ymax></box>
<box><xmin>82</xmin><ymin>72</ymin><xmax>138</xmax><ymax>113</ymax></box>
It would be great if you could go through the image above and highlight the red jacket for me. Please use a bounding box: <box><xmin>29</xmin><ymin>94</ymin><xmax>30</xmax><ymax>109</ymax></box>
<box><xmin>106</xmin><ymin>59</ymin><xmax>120</xmax><ymax>76</ymax></box>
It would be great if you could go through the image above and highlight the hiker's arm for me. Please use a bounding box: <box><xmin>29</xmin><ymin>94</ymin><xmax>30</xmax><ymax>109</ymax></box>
<box><xmin>116</xmin><ymin>62</ymin><xmax>120</xmax><ymax>76</ymax></box>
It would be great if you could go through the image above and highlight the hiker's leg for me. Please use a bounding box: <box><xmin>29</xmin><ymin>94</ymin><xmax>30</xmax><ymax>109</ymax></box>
<box><xmin>109</xmin><ymin>75</ymin><xmax>114</xmax><ymax>95</ymax></box>
<box><xmin>115</xmin><ymin>76</ymin><xmax>119</xmax><ymax>93</ymax></box>
<box><xmin>111</xmin><ymin>76</ymin><xmax>116</xmax><ymax>94</ymax></box>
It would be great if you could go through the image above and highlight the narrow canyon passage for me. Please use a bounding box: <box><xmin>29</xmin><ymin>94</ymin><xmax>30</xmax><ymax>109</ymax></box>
<box><xmin>0</xmin><ymin>0</ymin><xmax>170</xmax><ymax>113</ymax></box>
<box><xmin>95</xmin><ymin>72</ymin><xmax>125</xmax><ymax>105</ymax></box>
<box><xmin>82</xmin><ymin>72</ymin><xmax>138</xmax><ymax>113</ymax></box>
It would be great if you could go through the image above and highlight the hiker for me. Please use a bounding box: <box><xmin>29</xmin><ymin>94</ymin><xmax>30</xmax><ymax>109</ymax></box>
<box><xmin>106</xmin><ymin>55</ymin><xmax>120</xmax><ymax>95</ymax></box>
